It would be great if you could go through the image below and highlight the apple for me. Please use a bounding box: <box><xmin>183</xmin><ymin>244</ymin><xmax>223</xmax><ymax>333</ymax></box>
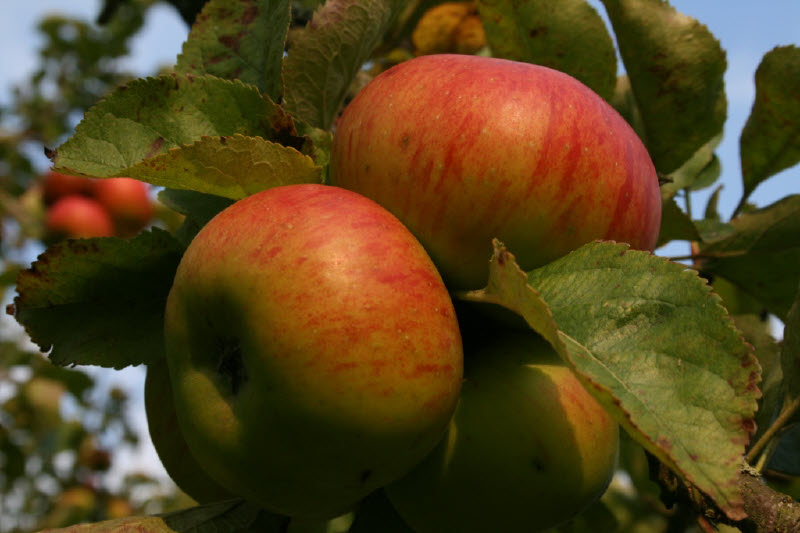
<box><xmin>385</xmin><ymin>328</ymin><xmax>619</xmax><ymax>533</ymax></box>
<box><xmin>330</xmin><ymin>54</ymin><xmax>662</xmax><ymax>290</ymax></box>
<box><xmin>45</xmin><ymin>195</ymin><xmax>114</xmax><ymax>240</ymax></box>
<box><xmin>164</xmin><ymin>184</ymin><xmax>463</xmax><ymax>518</ymax></box>
<box><xmin>42</xmin><ymin>171</ymin><xmax>94</xmax><ymax>205</ymax></box>
<box><xmin>144</xmin><ymin>358</ymin><xmax>236</xmax><ymax>504</ymax></box>
<box><xmin>92</xmin><ymin>177</ymin><xmax>154</xmax><ymax>236</ymax></box>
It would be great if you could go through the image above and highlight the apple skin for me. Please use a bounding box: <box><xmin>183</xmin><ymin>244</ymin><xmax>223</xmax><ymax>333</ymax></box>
<box><xmin>42</xmin><ymin>171</ymin><xmax>94</xmax><ymax>205</ymax></box>
<box><xmin>330</xmin><ymin>54</ymin><xmax>661</xmax><ymax>290</ymax></box>
<box><xmin>45</xmin><ymin>195</ymin><xmax>114</xmax><ymax>239</ymax></box>
<box><xmin>385</xmin><ymin>328</ymin><xmax>619</xmax><ymax>533</ymax></box>
<box><xmin>92</xmin><ymin>177</ymin><xmax>154</xmax><ymax>236</ymax></box>
<box><xmin>144</xmin><ymin>358</ymin><xmax>236</xmax><ymax>504</ymax></box>
<box><xmin>164</xmin><ymin>184</ymin><xmax>463</xmax><ymax>518</ymax></box>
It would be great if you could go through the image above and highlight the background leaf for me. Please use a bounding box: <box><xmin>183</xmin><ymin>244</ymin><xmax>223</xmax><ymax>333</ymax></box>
<box><xmin>460</xmin><ymin>241</ymin><xmax>759</xmax><ymax>520</ymax></box>
<box><xmin>601</xmin><ymin>0</ymin><xmax>727</xmax><ymax>174</ymax></box>
<box><xmin>118</xmin><ymin>135</ymin><xmax>323</xmax><ymax>199</ymax></box>
<box><xmin>738</xmin><ymin>46</ymin><xmax>800</xmax><ymax>211</ymax></box>
<box><xmin>53</xmin><ymin>74</ymin><xmax>303</xmax><ymax>178</ymax></box>
<box><xmin>176</xmin><ymin>0</ymin><xmax>292</xmax><ymax>102</ymax></box>
<box><xmin>11</xmin><ymin>229</ymin><xmax>184</xmax><ymax>369</ymax></box>
<box><xmin>656</xmin><ymin>197</ymin><xmax>700</xmax><ymax>248</ymax></box>
<box><xmin>282</xmin><ymin>0</ymin><xmax>405</xmax><ymax>130</ymax></box>
<box><xmin>477</xmin><ymin>0</ymin><xmax>617</xmax><ymax>101</ymax></box>
<box><xmin>702</xmin><ymin>195</ymin><xmax>800</xmax><ymax>321</ymax></box>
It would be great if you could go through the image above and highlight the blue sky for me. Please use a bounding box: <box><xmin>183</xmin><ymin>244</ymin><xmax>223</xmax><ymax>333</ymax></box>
<box><xmin>1</xmin><ymin>0</ymin><xmax>798</xmax><ymax>491</ymax></box>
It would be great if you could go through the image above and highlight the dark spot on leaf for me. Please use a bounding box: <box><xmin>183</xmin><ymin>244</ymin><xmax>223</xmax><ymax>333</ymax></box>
<box><xmin>531</xmin><ymin>457</ymin><xmax>546</xmax><ymax>472</ymax></box>
<box><xmin>360</xmin><ymin>469</ymin><xmax>372</xmax><ymax>483</ymax></box>
<box><xmin>146</xmin><ymin>137</ymin><xmax>165</xmax><ymax>159</ymax></box>
<box><xmin>529</xmin><ymin>26</ymin><xmax>548</xmax><ymax>38</ymax></box>
<box><xmin>241</xmin><ymin>5</ymin><xmax>258</xmax><ymax>25</ymax></box>
<box><xmin>401</xmin><ymin>135</ymin><xmax>410</xmax><ymax>148</ymax></box>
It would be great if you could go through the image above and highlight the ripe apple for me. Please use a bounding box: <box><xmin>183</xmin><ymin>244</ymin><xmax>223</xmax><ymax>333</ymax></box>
<box><xmin>164</xmin><ymin>184</ymin><xmax>463</xmax><ymax>518</ymax></box>
<box><xmin>144</xmin><ymin>358</ymin><xmax>236</xmax><ymax>504</ymax></box>
<box><xmin>45</xmin><ymin>195</ymin><xmax>114</xmax><ymax>240</ymax></box>
<box><xmin>385</xmin><ymin>328</ymin><xmax>620</xmax><ymax>533</ymax></box>
<box><xmin>330</xmin><ymin>54</ymin><xmax>662</xmax><ymax>290</ymax></box>
<box><xmin>92</xmin><ymin>177</ymin><xmax>154</xmax><ymax>236</ymax></box>
<box><xmin>42</xmin><ymin>171</ymin><xmax>94</xmax><ymax>205</ymax></box>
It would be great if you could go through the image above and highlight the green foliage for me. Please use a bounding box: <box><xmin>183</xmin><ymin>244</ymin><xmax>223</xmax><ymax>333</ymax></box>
<box><xmin>701</xmin><ymin>195</ymin><xmax>800</xmax><ymax>321</ymax></box>
<box><xmin>176</xmin><ymin>0</ymin><xmax>292</xmax><ymax>101</ymax></box>
<box><xmin>601</xmin><ymin>0</ymin><xmax>727</xmax><ymax>174</ymax></box>
<box><xmin>461</xmin><ymin>241</ymin><xmax>758</xmax><ymax>520</ymax></box>
<box><xmin>282</xmin><ymin>0</ymin><xmax>407</xmax><ymax>129</ymax></box>
<box><xmin>738</xmin><ymin>45</ymin><xmax>800</xmax><ymax>212</ymax></box>
<box><xmin>477</xmin><ymin>0</ymin><xmax>617</xmax><ymax>101</ymax></box>
<box><xmin>12</xmin><ymin>230</ymin><xmax>184</xmax><ymax>369</ymax></box>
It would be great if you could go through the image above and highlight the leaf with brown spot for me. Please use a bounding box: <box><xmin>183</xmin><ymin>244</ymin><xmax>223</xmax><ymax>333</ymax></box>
<box><xmin>176</xmin><ymin>0</ymin><xmax>292</xmax><ymax>102</ymax></box>
<box><xmin>477</xmin><ymin>0</ymin><xmax>617</xmax><ymax>101</ymax></box>
<box><xmin>118</xmin><ymin>135</ymin><xmax>323</xmax><ymax>200</ymax></box>
<box><xmin>601</xmin><ymin>0</ymin><xmax>727</xmax><ymax>174</ymax></box>
<box><xmin>12</xmin><ymin>229</ymin><xmax>184</xmax><ymax>369</ymax></box>
<box><xmin>460</xmin><ymin>240</ymin><xmax>759</xmax><ymax>521</ymax></box>
<box><xmin>53</xmin><ymin>74</ymin><xmax>302</xmax><ymax>178</ymax></box>
<box><xmin>283</xmin><ymin>0</ymin><xmax>406</xmax><ymax>130</ymax></box>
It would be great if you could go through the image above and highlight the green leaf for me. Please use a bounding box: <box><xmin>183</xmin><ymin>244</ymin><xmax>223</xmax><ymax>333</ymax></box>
<box><xmin>41</xmin><ymin>500</ymin><xmax>289</xmax><ymax>532</ymax></box>
<box><xmin>601</xmin><ymin>0</ymin><xmax>727</xmax><ymax>174</ymax></box>
<box><xmin>610</xmin><ymin>75</ymin><xmax>645</xmax><ymax>140</ymax></box>
<box><xmin>702</xmin><ymin>195</ymin><xmax>800</xmax><ymax>321</ymax></box>
<box><xmin>53</xmin><ymin>74</ymin><xmax>303</xmax><ymax>177</ymax></box>
<box><xmin>176</xmin><ymin>0</ymin><xmax>292</xmax><ymax>102</ymax></box>
<box><xmin>118</xmin><ymin>135</ymin><xmax>323</xmax><ymax>200</ymax></box>
<box><xmin>283</xmin><ymin>0</ymin><xmax>405</xmax><ymax>130</ymax></box>
<box><xmin>739</xmin><ymin>46</ymin><xmax>800</xmax><ymax>209</ymax></box>
<box><xmin>160</xmin><ymin>499</ymin><xmax>289</xmax><ymax>532</ymax></box>
<box><xmin>660</xmin><ymin>135</ymin><xmax>722</xmax><ymax>200</ymax></box>
<box><xmin>11</xmin><ymin>229</ymin><xmax>184</xmax><ymax>369</ymax></box>
<box><xmin>460</xmin><ymin>241</ymin><xmax>758</xmax><ymax>521</ymax></box>
<box><xmin>656</xmin><ymin>197</ymin><xmax>700</xmax><ymax>248</ymax></box>
<box><xmin>477</xmin><ymin>0</ymin><xmax>617</xmax><ymax>101</ymax></box>
<box><xmin>781</xmin><ymin>282</ymin><xmax>800</xmax><ymax>402</ymax></box>
<box><xmin>159</xmin><ymin>189</ymin><xmax>235</xmax><ymax>228</ymax></box>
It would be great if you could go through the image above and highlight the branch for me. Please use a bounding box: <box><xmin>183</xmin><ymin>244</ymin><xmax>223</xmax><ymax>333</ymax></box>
<box><xmin>653</xmin><ymin>457</ymin><xmax>800</xmax><ymax>533</ymax></box>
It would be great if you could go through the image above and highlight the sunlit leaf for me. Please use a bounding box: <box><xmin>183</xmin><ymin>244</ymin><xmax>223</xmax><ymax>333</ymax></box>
<box><xmin>119</xmin><ymin>135</ymin><xmax>322</xmax><ymax>200</ymax></box>
<box><xmin>283</xmin><ymin>0</ymin><xmax>406</xmax><ymax>130</ymax></box>
<box><xmin>176</xmin><ymin>0</ymin><xmax>291</xmax><ymax>101</ymax></box>
<box><xmin>601</xmin><ymin>0</ymin><xmax>727</xmax><ymax>174</ymax></box>
<box><xmin>478</xmin><ymin>0</ymin><xmax>617</xmax><ymax>100</ymax></box>
<box><xmin>460</xmin><ymin>241</ymin><xmax>758</xmax><ymax>520</ymax></box>
<box><xmin>53</xmin><ymin>74</ymin><xmax>303</xmax><ymax>178</ymax></box>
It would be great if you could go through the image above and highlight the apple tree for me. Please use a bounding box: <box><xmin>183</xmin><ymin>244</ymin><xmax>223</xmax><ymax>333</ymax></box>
<box><xmin>5</xmin><ymin>0</ymin><xmax>800</xmax><ymax>532</ymax></box>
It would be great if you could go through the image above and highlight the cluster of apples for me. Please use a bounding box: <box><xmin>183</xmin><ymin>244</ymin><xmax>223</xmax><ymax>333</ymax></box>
<box><xmin>150</xmin><ymin>55</ymin><xmax>662</xmax><ymax>531</ymax></box>
<box><xmin>42</xmin><ymin>171</ymin><xmax>154</xmax><ymax>240</ymax></box>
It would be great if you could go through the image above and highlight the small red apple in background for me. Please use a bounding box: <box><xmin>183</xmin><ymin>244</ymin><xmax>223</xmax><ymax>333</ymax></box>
<box><xmin>331</xmin><ymin>54</ymin><xmax>661</xmax><ymax>290</ymax></box>
<box><xmin>164</xmin><ymin>184</ymin><xmax>463</xmax><ymax>518</ymax></box>
<box><xmin>92</xmin><ymin>177</ymin><xmax>154</xmax><ymax>236</ymax></box>
<box><xmin>41</xmin><ymin>171</ymin><xmax>94</xmax><ymax>205</ymax></box>
<box><xmin>45</xmin><ymin>195</ymin><xmax>114</xmax><ymax>240</ymax></box>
